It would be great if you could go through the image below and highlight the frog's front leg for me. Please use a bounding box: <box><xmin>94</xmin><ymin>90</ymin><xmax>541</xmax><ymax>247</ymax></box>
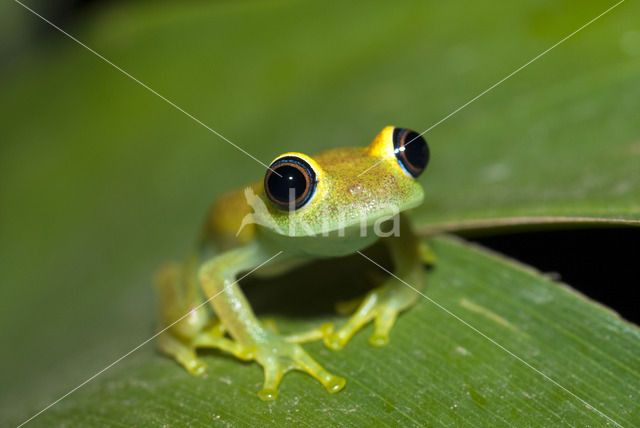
<box><xmin>325</xmin><ymin>215</ymin><xmax>426</xmax><ymax>350</ymax></box>
<box><xmin>198</xmin><ymin>242</ymin><xmax>345</xmax><ymax>400</ymax></box>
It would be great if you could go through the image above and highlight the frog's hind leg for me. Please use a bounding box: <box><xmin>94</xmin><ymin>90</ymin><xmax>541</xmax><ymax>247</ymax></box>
<box><xmin>155</xmin><ymin>261</ymin><xmax>259</xmax><ymax>375</ymax></box>
<box><xmin>155</xmin><ymin>261</ymin><xmax>211</xmax><ymax>375</ymax></box>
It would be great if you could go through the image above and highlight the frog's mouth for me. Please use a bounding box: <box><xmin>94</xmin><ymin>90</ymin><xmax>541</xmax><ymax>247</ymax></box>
<box><xmin>258</xmin><ymin>198</ymin><xmax>422</xmax><ymax>258</ymax></box>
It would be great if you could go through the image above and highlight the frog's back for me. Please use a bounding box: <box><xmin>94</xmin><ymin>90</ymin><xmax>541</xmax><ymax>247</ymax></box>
<box><xmin>199</xmin><ymin>181</ymin><xmax>263</xmax><ymax>255</ymax></box>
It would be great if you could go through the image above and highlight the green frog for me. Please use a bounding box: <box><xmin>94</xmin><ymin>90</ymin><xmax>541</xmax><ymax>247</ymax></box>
<box><xmin>155</xmin><ymin>126</ymin><xmax>432</xmax><ymax>400</ymax></box>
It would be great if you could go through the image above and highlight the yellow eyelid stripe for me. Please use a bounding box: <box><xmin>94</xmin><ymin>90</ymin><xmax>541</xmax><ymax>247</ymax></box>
<box><xmin>365</xmin><ymin>125</ymin><xmax>409</xmax><ymax>177</ymax></box>
<box><xmin>365</xmin><ymin>125</ymin><xmax>395</xmax><ymax>158</ymax></box>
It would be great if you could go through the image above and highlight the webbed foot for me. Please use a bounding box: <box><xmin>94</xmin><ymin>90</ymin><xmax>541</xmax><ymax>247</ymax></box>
<box><xmin>158</xmin><ymin>327</ymin><xmax>344</xmax><ymax>401</ymax></box>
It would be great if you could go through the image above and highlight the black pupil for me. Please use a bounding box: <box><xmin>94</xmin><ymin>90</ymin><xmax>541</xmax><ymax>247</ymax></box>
<box><xmin>267</xmin><ymin>163</ymin><xmax>308</xmax><ymax>206</ymax></box>
<box><xmin>403</xmin><ymin>131</ymin><xmax>429</xmax><ymax>171</ymax></box>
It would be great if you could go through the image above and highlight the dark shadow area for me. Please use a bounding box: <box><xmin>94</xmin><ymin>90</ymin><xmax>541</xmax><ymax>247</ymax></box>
<box><xmin>3</xmin><ymin>0</ymin><xmax>104</xmax><ymax>63</ymax></box>
<box><xmin>36</xmin><ymin>0</ymin><xmax>102</xmax><ymax>26</ymax></box>
<box><xmin>241</xmin><ymin>241</ymin><xmax>393</xmax><ymax>318</ymax></box>
<box><xmin>470</xmin><ymin>228</ymin><xmax>639</xmax><ymax>324</ymax></box>
<box><xmin>24</xmin><ymin>0</ymin><xmax>104</xmax><ymax>40</ymax></box>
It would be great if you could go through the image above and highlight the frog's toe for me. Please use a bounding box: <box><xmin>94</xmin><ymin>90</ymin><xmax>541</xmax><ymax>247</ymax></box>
<box><xmin>258</xmin><ymin>364</ymin><xmax>283</xmax><ymax>401</ymax></box>
<box><xmin>292</xmin><ymin>345</ymin><xmax>346</xmax><ymax>394</ymax></box>
<box><xmin>324</xmin><ymin>287</ymin><xmax>410</xmax><ymax>350</ymax></box>
<box><xmin>255</xmin><ymin>340</ymin><xmax>345</xmax><ymax>401</ymax></box>
<box><xmin>185</xmin><ymin>358</ymin><xmax>208</xmax><ymax>376</ymax></box>
<box><xmin>157</xmin><ymin>332</ymin><xmax>208</xmax><ymax>376</ymax></box>
<box><xmin>324</xmin><ymin>323</ymin><xmax>368</xmax><ymax>350</ymax></box>
<box><xmin>324</xmin><ymin>292</ymin><xmax>378</xmax><ymax>350</ymax></box>
<box><xmin>368</xmin><ymin>308</ymin><xmax>398</xmax><ymax>346</ymax></box>
<box><xmin>324</xmin><ymin>333</ymin><xmax>346</xmax><ymax>350</ymax></box>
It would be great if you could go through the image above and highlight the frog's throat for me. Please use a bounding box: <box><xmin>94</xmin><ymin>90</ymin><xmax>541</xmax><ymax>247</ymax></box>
<box><xmin>261</xmin><ymin>196</ymin><xmax>422</xmax><ymax>238</ymax></box>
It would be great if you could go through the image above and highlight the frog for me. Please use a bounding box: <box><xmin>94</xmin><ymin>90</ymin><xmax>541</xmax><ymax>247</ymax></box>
<box><xmin>155</xmin><ymin>126</ymin><xmax>433</xmax><ymax>401</ymax></box>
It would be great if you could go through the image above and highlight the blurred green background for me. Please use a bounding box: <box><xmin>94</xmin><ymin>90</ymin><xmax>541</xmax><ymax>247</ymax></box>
<box><xmin>1</xmin><ymin>0</ymin><xmax>639</xmax><ymax>425</ymax></box>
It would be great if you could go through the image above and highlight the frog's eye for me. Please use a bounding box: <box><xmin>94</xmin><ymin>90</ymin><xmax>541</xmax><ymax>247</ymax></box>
<box><xmin>264</xmin><ymin>155</ymin><xmax>317</xmax><ymax>210</ymax></box>
<box><xmin>393</xmin><ymin>128</ymin><xmax>430</xmax><ymax>178</ymax></box>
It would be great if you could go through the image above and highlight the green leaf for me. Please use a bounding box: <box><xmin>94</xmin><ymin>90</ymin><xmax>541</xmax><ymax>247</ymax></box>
<box><xmin>10</xmin><ymin>236</ymin><xmax>639</xmax><ymax>427</ymax></box>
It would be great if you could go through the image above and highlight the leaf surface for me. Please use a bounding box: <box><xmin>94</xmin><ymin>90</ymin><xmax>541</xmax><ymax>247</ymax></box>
<box><xmin>10</xmin><ymin>236</ymin><xmax>640</xmax><ymax>427</ymax></box>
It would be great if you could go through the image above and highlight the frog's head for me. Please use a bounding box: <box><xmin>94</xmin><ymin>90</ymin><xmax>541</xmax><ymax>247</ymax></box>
<box><xmin>256</xmin><ymin>126</ymin><xmax>428</xmax><ymax>242</ymax></box>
